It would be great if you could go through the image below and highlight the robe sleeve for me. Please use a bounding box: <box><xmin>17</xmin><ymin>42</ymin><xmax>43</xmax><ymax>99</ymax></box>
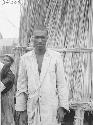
<box><xmin>56</xmin><ymin>53</ymin><xmax>69</xmax><ymax>111</ymax></box>
<box><xmin>15</xmin><ymin>56</ymin><xmax>28</xmax><ymax>111</ymax></box>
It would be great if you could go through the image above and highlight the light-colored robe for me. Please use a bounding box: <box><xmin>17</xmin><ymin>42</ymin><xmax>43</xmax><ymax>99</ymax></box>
<box><xmin>16</xmin><ymin>49</ymin><xmax>69</xmax><ymax>125</ymax></box>
<box><xmin>0</xmin><ymin>62</ymin><xmax>4</xmax><ymax>125</ymax></box>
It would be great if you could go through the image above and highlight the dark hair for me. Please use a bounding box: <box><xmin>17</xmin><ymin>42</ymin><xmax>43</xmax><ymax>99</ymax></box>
<box><xmin>5</xmin><ymin>55</ymin><xmax>14</xmax><ymax>64</ymax></box>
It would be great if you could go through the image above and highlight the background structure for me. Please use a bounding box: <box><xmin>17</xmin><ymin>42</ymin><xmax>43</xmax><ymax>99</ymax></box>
<box><xmin>14</xmin><ymin>0</ymin><xmax>93</xmax><ymax>125</ymax></box>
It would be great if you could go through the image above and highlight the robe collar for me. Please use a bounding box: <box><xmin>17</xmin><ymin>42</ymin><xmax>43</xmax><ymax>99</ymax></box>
<box><xmin>31</xmin><ymin>48</ymin><xmax>51</xmax><ymax>83</ymax></box>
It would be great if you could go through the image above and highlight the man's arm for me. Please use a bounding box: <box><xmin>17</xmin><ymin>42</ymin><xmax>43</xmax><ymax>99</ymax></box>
<box><xmin>56</xmin><ymin>53</ymin><xmax>69</xmax><ymax>123</ymax></box>
<box><xmin>15</xmin><ymin>56</ymin><xmax>28</xmax><ymax>111</ymax></box>
<box><xmin>56</xmin><ymin>53</ymin><xmax>69</xmax><ymax>110</ymax></box>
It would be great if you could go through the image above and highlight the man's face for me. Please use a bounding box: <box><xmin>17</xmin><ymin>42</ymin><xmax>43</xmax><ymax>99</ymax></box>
<box><xmin>33</xmin><ymin>29</ymin><xmax>48</xmax><ymax>50</ymax></box>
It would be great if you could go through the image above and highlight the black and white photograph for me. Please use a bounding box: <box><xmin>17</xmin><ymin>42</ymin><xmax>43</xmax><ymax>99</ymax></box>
<box><xmin>0</xmin><ymin>0</ymin><xmax>93</xmax><ymax>125</ymax></box>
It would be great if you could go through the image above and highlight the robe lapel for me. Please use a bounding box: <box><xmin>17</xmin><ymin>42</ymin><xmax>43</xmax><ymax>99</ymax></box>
<box><xmin>31</xmin><ymin>50</ymin><xmax>40</xmax><ymax>85</ymax></box>
<box><xmin>40</xmin><ymin>49</ymin><xmax>51</xmax><ymax>83</ymax></box>
<box><xmin>31</xmin><ymin>49</ymin><xmax>51</xmax><ymax>84</ymax></box>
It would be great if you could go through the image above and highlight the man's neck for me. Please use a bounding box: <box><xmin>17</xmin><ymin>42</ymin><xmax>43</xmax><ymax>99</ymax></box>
<box><xmin>35</xmin><ymin>48</ymin><xmax>46</xmax><ymax>56</ymax></box>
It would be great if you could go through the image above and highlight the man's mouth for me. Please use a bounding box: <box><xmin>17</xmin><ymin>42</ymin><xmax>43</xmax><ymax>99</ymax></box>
<box><xmin>36</xmin><ymin>44</ymin><xmax>45</xmax><ymax>47</ymax></box>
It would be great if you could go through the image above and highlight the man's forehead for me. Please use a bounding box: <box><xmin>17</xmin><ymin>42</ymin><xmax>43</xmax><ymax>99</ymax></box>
<box><xmin>33</xmin><ymin>25</ymin><xmax>48</xmax><ymax>36</ymax></box>
<box><xmin>33</xmin><ymin>29</ymin><xmax>47</xmax><ymax>37</ymax></box>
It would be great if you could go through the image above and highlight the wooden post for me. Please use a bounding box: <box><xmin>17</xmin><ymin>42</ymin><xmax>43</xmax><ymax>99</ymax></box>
<box><xmin>74</xmin><ymin>108</ymin><xmax>84</xmax><ymax>125</ymax></box>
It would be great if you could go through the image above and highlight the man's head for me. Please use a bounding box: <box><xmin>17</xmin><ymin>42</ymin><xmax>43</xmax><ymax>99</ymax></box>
<box><xmin>33</xmin><ymin>25</ymin><xmax>48</xmax><ymax>51</ymax></box>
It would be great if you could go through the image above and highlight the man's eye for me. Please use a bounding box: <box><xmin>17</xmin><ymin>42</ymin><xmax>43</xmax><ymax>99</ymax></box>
<box><xmin>35</xmin><ymin>36</ymin><xmax>46</xmax><ymax>39</ymax></box>
<box><xmin>41</xmin><ymin>36</ymin><xmax>46</xmax><ymax>39</ymax></box>
<box><xmin>35</xmin><ymin>36</ymin><xmax>39</xmax><ymax>39</ymax></box>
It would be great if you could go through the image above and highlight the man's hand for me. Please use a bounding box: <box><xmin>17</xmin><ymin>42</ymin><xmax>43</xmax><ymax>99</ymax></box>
<box><xmin>15</xmin><ymin>111</ymin><xmax>21</xmax><ymax>125</ymax></box>
<box><xmin>57</xmin><ymin>107</ymin><xmax>66</xmax><ymax>123</ymax></box>
<box><xmin>20</xmin><ymin>110</ymin><xmax>28</xmax><ymax>125</ymax></box>
<box><xmin>15</xmin><ymin>111</ymin><xmax>27</xmax><ymax>125</ymax></box>
<box><xmin>16</xmin><ymin>111</ymin><xmax>21</xmax><ymax>119</ymax></box>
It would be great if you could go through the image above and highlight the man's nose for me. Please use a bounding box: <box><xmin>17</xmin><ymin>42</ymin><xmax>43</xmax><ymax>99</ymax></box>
<box><xmin>38</xmin><ymin>38</ymin><xmax>42</xmax><ymax>43</ymax></box>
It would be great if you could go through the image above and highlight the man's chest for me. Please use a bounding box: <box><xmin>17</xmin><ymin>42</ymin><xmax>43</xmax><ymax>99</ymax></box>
<box><xmin>36</xmin><ymin>55</ymin><xmax>44</xmax><ymax>74</ymax></box>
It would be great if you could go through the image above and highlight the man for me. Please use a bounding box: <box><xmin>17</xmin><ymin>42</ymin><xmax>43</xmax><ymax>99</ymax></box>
<box><xmin>1</xmin><ymin>54</ymin><xmax>15</xmax><ymax>125</ymax></box>
<box><xmin>16</xmin><ymin>25</ymin><xmax>69</xmax><ymax>125</ymax></box>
